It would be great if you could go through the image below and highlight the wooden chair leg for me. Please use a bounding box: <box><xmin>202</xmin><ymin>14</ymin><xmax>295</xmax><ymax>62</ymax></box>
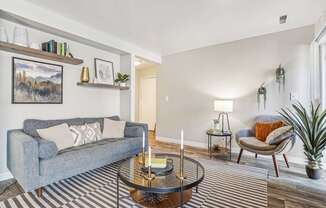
<box><xmin>255</xmin><ymin>153</ymin><xmax>258</xmax><ymax>158</ymax></box>
<box><xmin>272</xmin><ymin>155</ymin><xmax>280</xmax><ymax>177</ymax></box>
<box><xmin>36</xmin><ymin>187</ymin><xmax>43</xmax><ymax>198</ymax></box>
<box><xmin>283</xmin><ymin>154</ymin><xmax>290</xmax><ymax>168</ymax></box>
<box><xmin>237</xmin><ymin>149</ymin><xmax>243</xmax><ymax>164</ymax></box>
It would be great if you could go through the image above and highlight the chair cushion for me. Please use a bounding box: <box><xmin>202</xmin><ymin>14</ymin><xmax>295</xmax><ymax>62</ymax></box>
<box><xmin>266</xmin><ymin>126</ymin><xmax>294</xmax><ymax>145</ymax></box>
<box><xmin>255</xmin><ymin>121</ymin><xmax>283</xmax><ymax>142</ymax></box>
<box><xmin>239</xmin><ymin>137</ymin><xmax>277</xmax><ymax>151</ymax></box>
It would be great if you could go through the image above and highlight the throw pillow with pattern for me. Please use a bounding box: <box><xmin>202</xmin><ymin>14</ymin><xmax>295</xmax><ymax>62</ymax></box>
<box><xmin>69</xmin><ymin>122</ymin><xmax>101</xmax><ymax>146</ymax></box>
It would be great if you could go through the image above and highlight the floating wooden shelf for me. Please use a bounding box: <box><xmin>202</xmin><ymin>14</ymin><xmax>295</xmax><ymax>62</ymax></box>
<box><xmin>77</xmin><ymin>82</ymin><xmax>129</xmax><ymax>90</ymax></box>
<box><xmin>0</xmin><ymin>41</ymin><xmax>83</xmax><ymax>65</ymax></box>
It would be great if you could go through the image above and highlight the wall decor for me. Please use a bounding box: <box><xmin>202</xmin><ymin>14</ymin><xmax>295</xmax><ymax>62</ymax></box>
<box><xmin>12</xmin><ymin>57</ymin><xmax>63</xmax><ymax>104</ymax></box>
<box><xmin>94</xmin><ymin>58</ymin><xmax>114</xmax><ymax>85</ymax></box>
<box><xmin>257</xmin><ymin>83</ymin><xmax>267</xmax><ymax>110</ymax></box>
<box><xmin>0</xmin><ymin>26</ymin><xmax>8</xmax><ymax>42</ymax></box>
<box><xmin>275</xmin><ymin>64</ymin><xmax>285</xmax><ymax>92</ymax></box>
<box><xmin>13</xmin><ymin>26</ymin><xmax>29</xmax><ymax>47</ymax></box>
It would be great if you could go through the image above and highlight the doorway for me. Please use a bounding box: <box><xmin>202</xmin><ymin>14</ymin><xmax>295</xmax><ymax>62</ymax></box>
<box><xmin>135</xmin><ymin>57</ymin><xmax>158</xmax><ymax>134</ymax></box>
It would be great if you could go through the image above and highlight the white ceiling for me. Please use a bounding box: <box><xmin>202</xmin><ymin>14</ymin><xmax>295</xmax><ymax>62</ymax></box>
<box><xmin>26</xmin><ymin>0</ymin><xmax>326</xmax><ymax>56</ymax></box>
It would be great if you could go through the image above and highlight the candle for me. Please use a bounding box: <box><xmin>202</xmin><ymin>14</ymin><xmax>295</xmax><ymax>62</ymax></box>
<box><xmin>148</xmin><ymin>146</ymin><xmax>151</xmax><ymax>167</ymax></box>
<box><xmin>142</xmin><ymin>131</ymin><xmax>145</xmax><ymax>148</ymax></box>
<box><xmin>181</xmin><ymin>129</ymin><xmax>184</xmax><ymax>150</ymax></box>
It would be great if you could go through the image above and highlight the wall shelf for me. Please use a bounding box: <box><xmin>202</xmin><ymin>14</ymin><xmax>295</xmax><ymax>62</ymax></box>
<box><xmin>77</xmin><ymin>82</ymin><xmax>129</xmax><ymax>90</ymax></box>
<box><xmin>0</xmin><ymin>41</ymin><xmax>83</xmax><ymax>65</ymax></box>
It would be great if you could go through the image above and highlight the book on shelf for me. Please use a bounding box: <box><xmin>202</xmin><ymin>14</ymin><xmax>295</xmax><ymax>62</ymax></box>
<box><xmin>41</xmin><ymin>40</ymin><xmax>68</xmax><ymax>56</ymax></box>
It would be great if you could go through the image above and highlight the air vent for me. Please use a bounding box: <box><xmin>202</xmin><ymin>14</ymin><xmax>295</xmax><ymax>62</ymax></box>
<box><xmin>279</xmin><ymin>15</ymin><xmax>287</xmax><ymax>24</ymax></box>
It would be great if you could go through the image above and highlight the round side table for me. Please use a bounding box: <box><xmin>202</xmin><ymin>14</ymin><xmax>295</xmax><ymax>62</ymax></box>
<box><xmin>206</xmin><ymin>130</ymin><xmax>232</xmax><ymax>160</ymax></box>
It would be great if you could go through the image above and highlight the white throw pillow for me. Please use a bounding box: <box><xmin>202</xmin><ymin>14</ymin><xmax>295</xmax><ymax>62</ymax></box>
<box><xmin>265</xmin><ymin>126</ymin><xmax>293</xmax><ymax>145</ymax></box>
<box><xmin>37</xmin><ymin>123</ymin><xmax>74</xmax><ymax>150</ymax></box>
<box><xmin>102</xmin><ymin>118</ymin><xmax>126</xmax><ymax>139</ymax></box>
<box><xmin>69</xmin><ymin>122</ymin><xmax>101</xmax><ymax>146</ymax></box>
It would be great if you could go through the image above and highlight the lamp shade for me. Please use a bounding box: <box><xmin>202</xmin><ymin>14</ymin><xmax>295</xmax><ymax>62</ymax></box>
<box><xmin>214</xmin><ymin>100</ymin><xmax>233</xmax><ymax>112</ymax></box>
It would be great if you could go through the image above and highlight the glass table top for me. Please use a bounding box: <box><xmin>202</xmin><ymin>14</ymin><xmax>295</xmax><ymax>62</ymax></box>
<box><xmin>118</xmin><ymin>153</ymin><xmax>205</xmax><ymax>193</ymax></box>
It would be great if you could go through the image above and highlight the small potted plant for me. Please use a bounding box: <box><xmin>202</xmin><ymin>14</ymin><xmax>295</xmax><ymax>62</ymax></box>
<box><xmin>115</xmin><ymin>73</ymin><xmax>129</xmax><ymax>87</ymax></box>
<box><xmin>280</xmin><ymin>102</ymin><xmax>326</xmax><ymax>179</ymax></box>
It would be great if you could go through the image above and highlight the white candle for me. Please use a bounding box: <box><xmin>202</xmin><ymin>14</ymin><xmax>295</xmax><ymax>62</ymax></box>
<box><xmin>181</xmin><ymin>129</ymin><xmax>184</xmax><ymax>150</ymax></box>
<box><xmin>142</xmin><ymin>131</ymin><xmax>145</xmax><ymax>148</ymax></box>
<box><xmin>148</xmin><ymin>146</ymin><xmax>151</xmax><ymax>167</ymax></box>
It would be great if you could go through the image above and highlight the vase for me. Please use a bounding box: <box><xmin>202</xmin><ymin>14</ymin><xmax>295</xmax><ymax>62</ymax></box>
<box><xmin>120</xmin><ymin>82</ymin><xmax>127</xmax><ymax>87</ymax></box>
<box><xmin>305</xmin><ymin>160</ymin><xmax>322</xmax><ymax>179</ymax></box>
<box><xmin>80</xmin><ymin>66</ymin><xmax>90</xmax><ymax>83</ymax></box>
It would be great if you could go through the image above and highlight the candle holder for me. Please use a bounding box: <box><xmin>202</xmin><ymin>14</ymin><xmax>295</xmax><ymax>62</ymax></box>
<box><xmin>143</xmin><ymin>165</ymin><xmax>156</xmax><ymax>181</ymax></box>
<box><xmin>176</xmin><ymin>148</ymin><xmax>187</xmax><ymax>180</ymax></box>
<box><xmin>138</xmin><ymin>147</ymin><xmax>146</xmax><ymax>165</ymax></box>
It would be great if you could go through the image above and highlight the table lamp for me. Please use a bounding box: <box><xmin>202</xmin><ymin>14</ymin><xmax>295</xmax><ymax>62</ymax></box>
<box><xmin>214</xmin><ymin>100</ymin><xmax>233</xmax><ymax>133</ymax></box>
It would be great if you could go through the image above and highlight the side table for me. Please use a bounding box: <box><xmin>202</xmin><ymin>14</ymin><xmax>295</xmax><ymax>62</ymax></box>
<box><xmin>206</xmin><ymin>130</ymin><xmax>232</xmax><ymax>160</ymax></box>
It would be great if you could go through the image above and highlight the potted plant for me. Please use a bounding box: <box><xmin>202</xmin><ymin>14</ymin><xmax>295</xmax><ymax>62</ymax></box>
<box><xmin>280</xmin><ymin>102</ymin><xmax>326</xmax><ymax>179</ymax></box>
<box><xmin>115</xmin><ymin>73</ymin><xmax>129</xmax><ymax>87</ymax></box>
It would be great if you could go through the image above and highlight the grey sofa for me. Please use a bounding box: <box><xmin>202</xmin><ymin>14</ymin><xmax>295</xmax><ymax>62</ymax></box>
<box><xmin>7</xmin><ymin>116</ymin><xmax>148</xmax><ymax>193</ymax></box>
<box><xmin>235</xmin><ymin>115</ymin><xmax>295</xmax><ymax>177</ymax></box>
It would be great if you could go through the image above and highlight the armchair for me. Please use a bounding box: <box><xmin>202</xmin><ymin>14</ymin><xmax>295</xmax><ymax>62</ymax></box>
<box><xmin>235</xmin><ymin>115</ymin><xmax>295</xmax><ymax>177</ymax></box>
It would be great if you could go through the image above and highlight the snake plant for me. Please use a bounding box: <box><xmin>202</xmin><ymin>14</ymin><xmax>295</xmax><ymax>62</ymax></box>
<box><xmin>279</xmin><ymin>102</ymin><xmax>326</xmax><ymax>169</ymax></box>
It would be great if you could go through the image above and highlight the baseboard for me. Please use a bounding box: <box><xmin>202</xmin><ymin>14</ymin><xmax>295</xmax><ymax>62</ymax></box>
<box><xmin>156</xmin><ymin>136</ymin><xmax>207</xmax><ymax>149</ymax></box>
<box><xmin>0</xmin><ymin>171</ymin><xmax>13</xmax><ymax>182</ymax></box>
<box><xmin>156</xmin><ymin>135</ymin><xmax>307</xmax><ymax>165</ymax></box>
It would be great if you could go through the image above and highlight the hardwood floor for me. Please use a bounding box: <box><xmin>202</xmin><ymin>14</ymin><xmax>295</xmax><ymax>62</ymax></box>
<box><xmin>1</xmin><ymin>131</ymin><xmax>326</xmax><ymax>208</ymax></box>
<box><xmin>148</xmin><ymin>131</ymin><xmax>326</xmax><ymax>208</ymax></box>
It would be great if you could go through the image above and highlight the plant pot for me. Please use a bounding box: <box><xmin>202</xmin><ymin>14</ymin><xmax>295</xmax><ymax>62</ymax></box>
<box><xmin>120</xmin><ymin>82</ymin><xmax>127</xmax><ymax>87</ymax></box>
<box><xmin>305</xmin><ymin>165</ymin><xmax>322</xmax><ymax>179</ymax></box>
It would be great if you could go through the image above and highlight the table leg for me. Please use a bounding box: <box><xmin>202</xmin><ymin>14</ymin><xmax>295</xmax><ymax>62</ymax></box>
<box><xmin>209</xmin><ymin>136</ymin><xmax>212</xmax><ymax>159</ymax></box>
<box><xmin>180</xmin><ymin>181</ymin><xmax>184</xmax><ymax>208</ymax></box>
<box><xmin>207</xmin><ymin>135</ymin><xmax>210</xmax><ymax>153</ymax></box>
<box><xmin>229</xmin><ymin>136</ymin><xmax>232</xmax><ymax>160</ymax></box>
<box><xmin>196</xmin><ymin>164</ymin><xmax>199</xmax><ymax>193</ymax></box>
<box><xmin>116</xmin><ymin>174</ymin><xmax>119</xmax><ymax>207</ymax></box>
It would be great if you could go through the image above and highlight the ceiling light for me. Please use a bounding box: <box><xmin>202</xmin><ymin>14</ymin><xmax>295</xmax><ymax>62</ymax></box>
<box><xmin>279</xmin><ymin>15</ymin><xmax>287</xmax><ymax>24</ymax></box>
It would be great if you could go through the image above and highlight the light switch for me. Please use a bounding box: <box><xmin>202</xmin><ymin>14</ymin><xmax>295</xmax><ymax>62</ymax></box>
<box><xmin>165</xmin><ymin>96</ymin><xmax>169</xmax><ymax>102</ymax></box>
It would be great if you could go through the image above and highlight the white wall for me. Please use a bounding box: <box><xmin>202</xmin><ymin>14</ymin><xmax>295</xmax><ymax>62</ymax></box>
<box><xmin>157</xmin><ymin>26</ymin><xmax>314</xmax><ymax>163</ymax></box>
<box><xmin>0</xmin><ymin>19</ymin><xmax>121</xmax><ymax>175</ymax></box>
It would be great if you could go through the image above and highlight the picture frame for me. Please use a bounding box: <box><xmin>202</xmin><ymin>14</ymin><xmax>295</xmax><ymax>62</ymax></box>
<box><xmin>12</xmin><ymin>57</ymin><xmax>63</xmax><ymax>104</ymax></box>
<box><xmin>94</xmin><ymin>58</ymin><xmax>115</xmax><ymax>85</ymax></box>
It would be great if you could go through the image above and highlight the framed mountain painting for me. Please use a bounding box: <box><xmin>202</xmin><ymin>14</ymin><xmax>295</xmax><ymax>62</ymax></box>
<box><xmin>12</xmin><ymin>57</ymin><xmax>63</xmax><ymax>104</ymax></box>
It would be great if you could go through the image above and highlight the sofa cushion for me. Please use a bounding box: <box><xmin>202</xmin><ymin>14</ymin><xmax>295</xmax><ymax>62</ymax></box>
<box><xmin>24</xmin><ymin>118</ymin><xmax>83</xmax><ymax>137</ymax></box>
<box><xmin>81</xmin><ymin>116</ymin><xmax>120</xmax><ymax>131</ymax></box>
<box><xmin>38</xmin><ymin>139</ymin><xmax>58</xmax><ymax>159</ymax></box>
<box><xmin>102</xmin><ymin>118</ymin><xmax>126</xmax><ymax>139</ymax></box>
<box><xmin>69</xmin><ymin>122</ymin><xmax>101</xmax><ymax>146</ymax></box>
<box><xmin>239</xmin><ymin>137</ymin><xmax>277</xmax><ymax>151</ymax></box>
<box><xmin>39</xmin><ymin>137</ymin><xmax>142</xmax><ymax>176</ymax></box>
<box><xmin>37</xmin><ymin>123</ymin><xmax>75</xmax><ymax>150</ymax></box>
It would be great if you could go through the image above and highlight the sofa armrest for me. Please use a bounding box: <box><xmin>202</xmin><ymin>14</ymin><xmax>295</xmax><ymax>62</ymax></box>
<box><xmin>125</xmin><ymin>126</ymin><xmax>143</xmax><ymax>137</ymax></box>
<box><xmin>7</xmin><ymin>130</ymin><xmax>39</xmax><ymax>191</ymax></box>
<box><xmin>235</xmin><ymin>129</ymin><xmax>254</xmax><ymax>143</ymax></box>
<box><xmin>125</xmin><ymin>121</ymin><xmax>149</xmax><ymax>146</ymax></box>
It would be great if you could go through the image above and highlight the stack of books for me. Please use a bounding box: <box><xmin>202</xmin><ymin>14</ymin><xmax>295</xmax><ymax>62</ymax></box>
<box><xmin>145</xmin><ymin>158</ymin><xmax>167</xmax><ymax>169</ymax></box>
<box><xmin>41</xmin><ymin>40</ymin><xmax>69</xmax><ymax>56</ymax></box>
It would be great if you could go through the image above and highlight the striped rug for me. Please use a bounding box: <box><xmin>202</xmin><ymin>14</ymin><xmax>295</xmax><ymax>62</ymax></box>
<box><xmin>0</xmin><ymin>158</ymin><xmax>267</xmax><ymax>208</ymax></box>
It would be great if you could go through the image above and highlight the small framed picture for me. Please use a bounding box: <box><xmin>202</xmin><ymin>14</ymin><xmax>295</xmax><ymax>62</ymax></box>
<box><xmin>12</xmin><ymin>57</ymin><xmax>63</xmax><ymax>104</ymax></box>
<box><xmin>94</xmin><ymin>58</ymin><xmax>115</xmax><ymax>85</ymax></box>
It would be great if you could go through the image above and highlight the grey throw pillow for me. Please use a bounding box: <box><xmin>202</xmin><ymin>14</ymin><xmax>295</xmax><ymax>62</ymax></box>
<box><xmin>266</xmin><ymin>126</ymin><xmax>294</xmax><ymax>145</ymax></box>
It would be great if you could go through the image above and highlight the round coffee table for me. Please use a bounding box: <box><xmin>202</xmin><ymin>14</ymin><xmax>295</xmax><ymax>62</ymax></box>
<box><xmin>116</xmin><ymin>153</ymin><xmax>205</xmax><ymax>208</ymax></box>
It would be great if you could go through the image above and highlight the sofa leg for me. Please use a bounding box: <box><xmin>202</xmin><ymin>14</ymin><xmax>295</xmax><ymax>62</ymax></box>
<box><xmin>283</xmin><ymin>154</ymin><xmax>290</xmax><ymax>168</ymax></box>
<box><xmin>237</xmin><ymin>149</ymin><xmax>243</xmax><ymax>164</ymax></box>
<box><xmin>272</xmin><ymin>155</ymin><xmax>280</xmax><ymax>177</ymax></box>
<box><xmin>36</xmin><ymin>187</ymin><xmax>43</xmax><ymax>198</ymax></box>
<box><xmin>255</xmin><ymin>153</ymin><xmax>258</xmax><ymax>158</ymax></box>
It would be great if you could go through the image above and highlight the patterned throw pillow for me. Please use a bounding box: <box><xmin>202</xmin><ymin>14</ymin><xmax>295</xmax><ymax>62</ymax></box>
<box><xmin>69</xmin><ymin>122</ymin><xmax>101</xmax><ymax>146</ymax></box>
<box><xmin>266</xmin><ymin>126</ymin><xmax>294</xmax><ymax>145</ymax></box>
